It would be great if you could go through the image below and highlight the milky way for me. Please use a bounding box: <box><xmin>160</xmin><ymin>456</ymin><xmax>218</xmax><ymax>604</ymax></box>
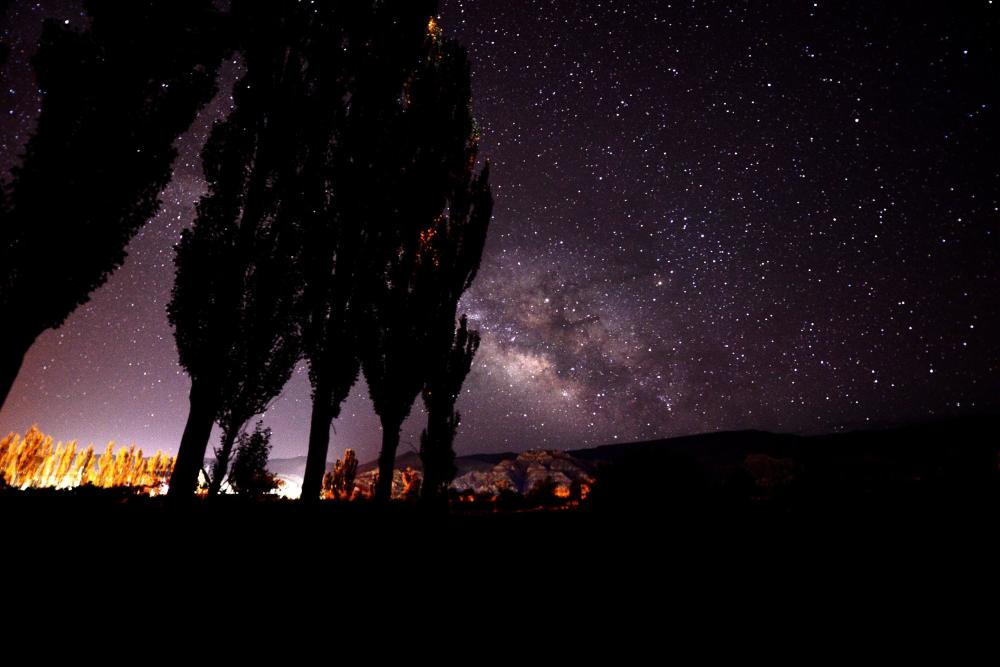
<box><xmin>1</xmin><ymin>1</ymin><xmax>998</xmax><ymax>463</ymax></box>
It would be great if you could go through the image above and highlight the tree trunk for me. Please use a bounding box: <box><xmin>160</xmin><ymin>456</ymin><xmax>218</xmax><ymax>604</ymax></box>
<box><xmin>168</xmin><ymin>378</ymin><xmax>218</xmax><ymax>502</ymax></box>
<box><xmin>419</xmin><ymin>417</ymin><xmax>443</xmax><ymax>503</ymax></box>
<box><xmin>301</xmin><ymin>381</ymin><xmax>334</xmax><ymax>502</ymax></box>
<box><xmin>207</xmin><ymin>427</ymin><xmax>238</xmax><ymax>498</ymax></box>
<box><xmin>420</xmin><ymin>408</ymin><xmax>455</xmax><ymax>506</ymax></box>
<box><xmin>375</xmin><ymin>416</ymin><xmax>402</xmax><ymax>503</ymax></box>
<box><xmin>0</xmin><ymin>331</ymin><xmax>34</xmax><ymax>414</ymax></box>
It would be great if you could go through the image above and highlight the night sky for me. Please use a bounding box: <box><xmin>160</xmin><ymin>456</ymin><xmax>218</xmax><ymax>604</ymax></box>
<box><xmin>1</xmin><ymin>1</ymin><xmax>998</xmax><ymax>464</ymax></box>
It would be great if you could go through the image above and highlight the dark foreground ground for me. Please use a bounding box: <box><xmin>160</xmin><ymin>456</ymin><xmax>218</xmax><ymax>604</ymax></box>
<box><xmin>3</xmin><ymin>415</ymin><xmax>999</xmax><ymax>609</ymax></box>
<box><xmin>5</xmin><ymin>490</ymin><xmax>999</xmax><ymax>624</ymax></box>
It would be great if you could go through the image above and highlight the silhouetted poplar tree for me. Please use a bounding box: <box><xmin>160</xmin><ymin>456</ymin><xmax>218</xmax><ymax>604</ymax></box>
<box><xmin>298</xmin><ymin>1</ymin><xmax>438</xmax><ymax>501</ymax></box>
<box><xmin>360</xmin><ymin>25</ymin><xmax>491</xmax><ymax>502</ymax></box>
<box><xmin>420</xmin><ymin>316</ymin><xmax>482</xmax><ymax>503</ymax></box>
<box><xmin>414</xmin><ymin>88</ymin><xmax>492</xmax><ymax>503</ymax></box>
<box><xmin>168</xmin><ymin>3</ymin><xmax>310</xmax><ymax>500</ymax></box>
<box><xmin>206</xmin><ymin>291</ymin><xmax>302</xmax><ymax>498</ymax></box>
<box><xmin>0</xmin><ymin>0</ymin><xmax>227</xmax><ymax>411</ymax></box>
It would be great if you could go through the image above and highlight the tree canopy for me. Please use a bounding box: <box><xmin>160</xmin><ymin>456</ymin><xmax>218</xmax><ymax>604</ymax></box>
<box><xmin>0</xmin><ymin>0</ymin><xmax>228</xmax><ymax>410</ymax></box>
<box><xmin>359</xmin><ymin>27</ymin><xmax>492</xmax><ymax>502</ymax></box>
<box><xmin>228</xmin><ymin>421</ymin><xmax>279</xmax><ymax>498</ymax></box>
<box><xmin>297</xmin><ymin>0</ymin><xmax>440</xmax><ymax>501</ymax></box>
<box><xmin>167</xmin><ymin>2</ymin><xmax>315</xmax><ymax>499</ymax></box>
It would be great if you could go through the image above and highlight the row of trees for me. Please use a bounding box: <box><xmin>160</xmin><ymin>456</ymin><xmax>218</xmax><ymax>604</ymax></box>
<box><xmin>0</xmin><ymin>1</ymin><xmax>492</xmax><ymax>504</ymax></box>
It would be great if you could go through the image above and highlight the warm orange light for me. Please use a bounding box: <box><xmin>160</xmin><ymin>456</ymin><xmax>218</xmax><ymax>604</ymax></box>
<box><xmin>418</xmin><ymin>226</ymin><xmax>437</xmax><ymax>248</ymax></box>
<box><xmin>418</xmin><ymin>224</ymin><xmax>442</xmax><ymax>267</ymax></box>
<box><xmin>0</xmin><ymin>425</ymin><xmax>173</xmax><ymax>494</ymax></box>
<box><xmin>400</xmin><ymin>467</ymin><xmax>420</xmax><ymax>499</ymax></box>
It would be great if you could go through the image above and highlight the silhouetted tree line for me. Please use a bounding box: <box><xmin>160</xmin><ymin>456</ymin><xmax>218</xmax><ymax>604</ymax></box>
<box><xmin>0</xmin><ymin>1</ymin><xmax>491</xmax><ymax>505</ymax></box>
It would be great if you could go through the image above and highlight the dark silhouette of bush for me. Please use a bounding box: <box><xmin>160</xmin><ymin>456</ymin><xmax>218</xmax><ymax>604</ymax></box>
<box><xmin>228</xmin><ymin>421</ymin><xmax>278</xmax><ymax>498</ymax></box>
<box><xmin>587</xmin><ymin>451</ymin><xmax>709</xmax><ymax>515</ymax></box>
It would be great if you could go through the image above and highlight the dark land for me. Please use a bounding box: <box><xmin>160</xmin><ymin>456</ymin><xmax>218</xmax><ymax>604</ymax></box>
<box><xmin>5</xmin><ymin>414</ymin><xmax>998</xmax><ymax>534</ymax></box>
<box><xmin>4</xmin><ymin>415</ymin><xmax>997</xmax><ymax>609</ymax></box>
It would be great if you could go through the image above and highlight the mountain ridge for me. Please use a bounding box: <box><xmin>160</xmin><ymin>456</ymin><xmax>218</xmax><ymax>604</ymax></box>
<box><xmin>265</xmin><ymin>413</ymin><xmax>998</xmax><ymax>479</ymax></box>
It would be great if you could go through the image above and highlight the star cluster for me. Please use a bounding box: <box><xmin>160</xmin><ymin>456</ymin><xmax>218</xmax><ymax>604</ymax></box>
<box><xmin>1</xmin><ymin>1</ymin><xmax>997</xmax><ymax>462</ymax></box>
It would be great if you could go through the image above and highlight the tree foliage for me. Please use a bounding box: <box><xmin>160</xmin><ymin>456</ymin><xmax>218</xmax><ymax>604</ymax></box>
<box><xmin>0</xmin><ymin>0</ymin><xmax>228</xmax><ymax>410</ymax></box>
<box><xmin>420</xmin><ymin>316</ymin><xmax>483</xmax><ymax>501</ymax></box>
<box><xmin>167</xmin><ymin>1</ymin><xmax>312</xmax><ymax>499</ymax></box>
<box><xmin>228</xmin><ymin>421</ymin><xmax>278</xmax><ymax>498</ymax></box>
<box><xmin>2</xmin><ymin>2</ymin><xmax>494</xmax><ymax>505</ymax></box>
<box><xmin>298</xmin><ymin>0</ymin><xmax>439</xmax><ymax>501</ymax></box>
<box><xmin>359</xmin><ymin>22</ymin><xmax>492</xmax><ymax>502</ymax></box>
<box><xmin>322</xmin><ymin>448</ymin><xmax>359</xmax><ymax>500</ymax></box>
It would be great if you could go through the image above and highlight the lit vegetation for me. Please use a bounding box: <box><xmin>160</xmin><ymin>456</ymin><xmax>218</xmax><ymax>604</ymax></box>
<box><xmin>321</xmin><ymin>448</ymin><xmax>359</xmax><ymax>500</ymax></box>
<box><xmin>0</xmin><ymin>425</ymin><xmax>173</xmax><ymax>493</ymax></box>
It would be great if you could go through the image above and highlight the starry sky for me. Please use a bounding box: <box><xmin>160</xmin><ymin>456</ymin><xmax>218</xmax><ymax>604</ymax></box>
<box><xmin>1</xmin><ymin>1</ymin><xmax>998</xmax><ymax>464</ymax></box>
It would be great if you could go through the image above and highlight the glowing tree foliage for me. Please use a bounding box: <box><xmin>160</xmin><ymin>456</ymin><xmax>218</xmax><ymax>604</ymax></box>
<box><xmin>0</xmin><ymin>425</ymin><xmax>173</xmax><ymax>492</ymax></box>
<box><xmin>321</xmin><ymin>448</ymin><xmax>359</xmax><ymax>500</ymax></box>
<box><xmin>0</xmin><ymin>0</ymin><xmax>227</xmax><ymax>411</ymax></box>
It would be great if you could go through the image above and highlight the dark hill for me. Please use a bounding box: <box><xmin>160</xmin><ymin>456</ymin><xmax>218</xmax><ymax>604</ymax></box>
<box><xmin>576</xmin><ymin>414</ymin><xmax>999</xmax><ymax>514</ymax></box>
<box><xmin>268</xmin><ymin>414</ymin><xmax>998</xmax><ymax>510</ymax></box>
<box><xmin>566</xmin><ymin>414</ymin><xmax>996</xmax><ymax>472</ymax></box>
<box><xmin>267</xmin><ymin>450</ymin><xmax>516</xmax><ymax>479</ymax></box>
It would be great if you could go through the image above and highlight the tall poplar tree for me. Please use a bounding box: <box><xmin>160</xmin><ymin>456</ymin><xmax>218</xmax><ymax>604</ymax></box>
<box><xmin>298</xmin><ymin>1</ymin><xmax>437</xmax><ymax>501</ymax></box>
<box><xmin>0</xmin><ymin>0</ymin><xmax>227</xmax><ymax>410</ymax></box>
<box><xmin>360</xmin><ymin>27</ymin><xmax>491</xmax><ymax>502</ymax></box>
<box><xmin>167</xmin><ymin>2</ymin><xmax>309</xmax><ymax>500</ymax></box>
